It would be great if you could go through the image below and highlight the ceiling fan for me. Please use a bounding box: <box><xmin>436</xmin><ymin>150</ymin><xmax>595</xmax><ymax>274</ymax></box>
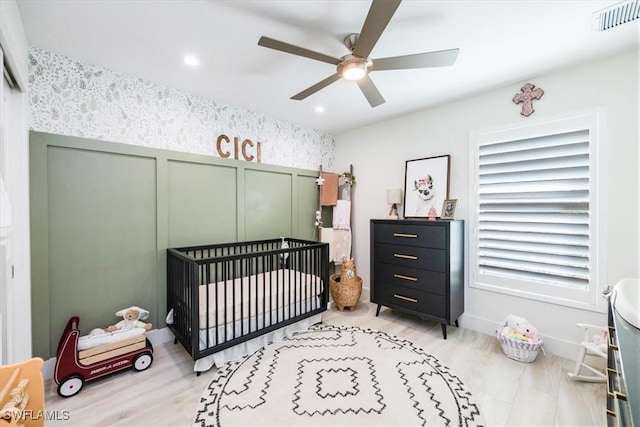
<box><xmin>257</xmin><ymin>0</ymin><xmax>459</xmax><ymax>108</ymax></box>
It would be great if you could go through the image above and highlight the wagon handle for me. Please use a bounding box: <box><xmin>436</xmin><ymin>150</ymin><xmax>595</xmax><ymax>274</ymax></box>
<box><xmin>56</xmin><ymin>316</ymin><xmax>80</xmax><ymax>357</ymax></box>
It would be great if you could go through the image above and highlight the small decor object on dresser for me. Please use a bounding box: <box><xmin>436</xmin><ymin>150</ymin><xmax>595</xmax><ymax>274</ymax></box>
<box><xmin>441</xmin><ymin>199</ymin><xmax>457</xmax><ymax>220</ymax></box>
<box><xmin>427</xmin><ymin>206</ymin><xmax>438</xmax><ymax>221</ymax></box>
<box><xmin>403</xmin><ymin>155</ymin><xmax>450</xmax><ymax>219</ymax></box>
<box><xmin>370</xmin><ymin>219</ymin><xmax>464</xmax><ymax>339</ymax></box>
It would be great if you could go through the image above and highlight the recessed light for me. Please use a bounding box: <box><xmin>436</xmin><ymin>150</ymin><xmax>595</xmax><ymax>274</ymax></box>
<box><xmin>184</xmin><ymin>54</ymin><xmax>200</xmax><ymax>67</ymax></box>
<box><xmin>315</xmin><ymin>105</ymin><xmax>325</xmax><ymax>113</ymax></box>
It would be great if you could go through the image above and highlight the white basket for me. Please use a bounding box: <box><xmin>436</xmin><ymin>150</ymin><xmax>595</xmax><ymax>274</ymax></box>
<box><xmin>496</xmin><ymin>330</ymin><xmax>544</xmax><ymax>363</ymax></box>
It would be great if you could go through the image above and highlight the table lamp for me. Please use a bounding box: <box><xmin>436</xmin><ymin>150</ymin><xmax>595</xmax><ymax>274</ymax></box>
<box><xmin>387</xmin><ymin>189</ymin><xmax>402</xmax><ymax>220</ymax></box>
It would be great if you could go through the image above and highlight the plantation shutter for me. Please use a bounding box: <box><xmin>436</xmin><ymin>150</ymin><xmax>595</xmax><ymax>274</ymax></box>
<box><xmin>477</xmin><ymin>130</ymin><xmax>590</xmax><ymax>290</ymax></box>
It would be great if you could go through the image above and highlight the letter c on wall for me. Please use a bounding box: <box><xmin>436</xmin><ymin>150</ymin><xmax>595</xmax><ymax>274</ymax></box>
<box><xmin>216</xmin><ymin>134</ymin><xmax>231</xmax><ymax>158</ymax></box>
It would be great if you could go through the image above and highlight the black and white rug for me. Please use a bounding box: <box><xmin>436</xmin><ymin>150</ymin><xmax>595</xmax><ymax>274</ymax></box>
<box><xmin>193</xmin><ymin>324</ymin><xmax>483</xmax><ymax>426</ymax></box>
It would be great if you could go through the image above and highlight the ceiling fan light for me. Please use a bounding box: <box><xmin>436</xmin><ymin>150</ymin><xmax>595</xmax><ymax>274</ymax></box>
<box><xmin>341</xmin><ymin>63</ymin><xmax>367</xmax><ymax>81</ymax></box>
<box><xmin>337</xmin><ymin>55</ymin><xmax>371</xmax><ymax>81</ymax></box>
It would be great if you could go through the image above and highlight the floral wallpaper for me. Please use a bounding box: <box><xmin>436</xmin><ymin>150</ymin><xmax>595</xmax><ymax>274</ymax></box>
<box><xmin>28</xmin><ymin>47</ymin><xmax>334</xmax><ymax>170</ymax></box>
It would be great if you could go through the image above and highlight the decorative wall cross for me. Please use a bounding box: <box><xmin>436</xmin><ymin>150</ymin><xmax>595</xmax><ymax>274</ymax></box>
<box><xmin>512</xmin><ymin>83</ymin><xmax>544</xmax><ymax>117</ymax></box>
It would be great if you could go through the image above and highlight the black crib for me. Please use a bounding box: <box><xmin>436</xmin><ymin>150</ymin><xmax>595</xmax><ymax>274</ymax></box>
<box><xmin>167</xmin><ymin>238</ymin><xmax>329</xmax><ymax>362</ymax></box>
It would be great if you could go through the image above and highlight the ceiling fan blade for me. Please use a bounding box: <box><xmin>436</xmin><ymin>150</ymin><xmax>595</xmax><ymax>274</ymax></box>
<box><xmin>291</xmin><ymin>73</ymin><xmax>342</xmax><ymax>100</ymax></box>
<box><xmin>352</xmin><ymin>0</ymin><xmax>402</xmax><ymax>59</ymax></box>
<box><xmin>258</xmin><ymin>36</ymin><xmax>341</xmax><ymax>65</ymax></box>
<box><xmin>356</xmin><ymin>76</ymin><xmax>385</xmax><ymax>107</ymax></box>
<box><xmin>372</xmin><ymin>48</ymin><xmax>460</xmax><ymax>71</ymax></box>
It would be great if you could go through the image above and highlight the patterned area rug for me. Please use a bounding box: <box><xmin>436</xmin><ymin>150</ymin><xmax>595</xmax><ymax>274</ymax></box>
<box><xmin>193</xmin><ymin>324</ymin><xmax>483</xmax><ymax>426</ymax></box>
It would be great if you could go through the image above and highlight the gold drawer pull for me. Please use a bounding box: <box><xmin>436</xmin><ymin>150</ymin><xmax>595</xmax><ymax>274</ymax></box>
<box><xmin>394</xmin><ymin>274</ymin><xmax>418</xmax><ymax>282</ymax></box>
<box><xmin>393</xmin><ymin>233</ymin><xmax>418</xmax><ymax>238</ymax></box>
<box><xmin>394</xmin><ymin>294</ymin><xmax>418</xmax><ymax>303</ymax></box>
<box><xmin>394</xmin><ymin>253</ymin><xmax>418</xmax><ymax>260</ymax></box>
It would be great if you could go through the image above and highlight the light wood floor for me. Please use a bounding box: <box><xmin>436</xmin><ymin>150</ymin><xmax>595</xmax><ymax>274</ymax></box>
<box><xmin>43</xmin><ymin>301</ymin><xmax>606</xmax><ymax>426</ymax></box>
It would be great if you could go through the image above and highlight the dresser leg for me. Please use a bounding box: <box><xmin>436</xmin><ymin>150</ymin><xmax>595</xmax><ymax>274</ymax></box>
<box><xmin>375</xmin><ymin>304</ymin><xmax>382</xmax><ymax>316</ymax></box>
<box><xmin>441</xmin><ymin>323</ymin><xmax>447</xmax><ymax>339</ymax></box>
<box><xmin>455</xmin><ymin>320</ymin><xmax>459</xmax><ymax>328</ymax></box>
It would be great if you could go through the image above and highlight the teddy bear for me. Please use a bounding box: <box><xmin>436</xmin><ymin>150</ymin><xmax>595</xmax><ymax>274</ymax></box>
<box><xmin>501</xmin><ymin>314</ymin><xmax>540</xmax><ymax>343</ymax></box>
<box><xmin>106</xmin><ymin>306</ymin><xmax>152</xmax><ymax>332</ymax></box>
<box><xmin>591</xmin><ymin>327</ymin><xmax>608</xmax><ymax>352</ymax></box>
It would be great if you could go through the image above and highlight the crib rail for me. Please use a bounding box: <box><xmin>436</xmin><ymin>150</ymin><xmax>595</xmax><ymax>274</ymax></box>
<box><xmin>167</xmin><ymin>238</ymin><xmax>329</xmax><ymax>361</ymax></box>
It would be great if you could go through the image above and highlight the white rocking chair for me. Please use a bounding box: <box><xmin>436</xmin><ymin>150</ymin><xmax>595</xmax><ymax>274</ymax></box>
<box><xmin>567</xmin><ymin>323</ymin><xmax>608</xmax><ymax>382</ymax></box>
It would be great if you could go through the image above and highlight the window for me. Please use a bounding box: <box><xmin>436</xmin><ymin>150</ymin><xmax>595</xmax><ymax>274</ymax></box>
<box><xmin>469</xmin><ymin>112</ymin><xmax>606</xmax><ymax>311</ymax></box>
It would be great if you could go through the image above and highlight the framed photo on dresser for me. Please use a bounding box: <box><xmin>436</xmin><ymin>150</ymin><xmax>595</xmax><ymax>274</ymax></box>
<box><xmin>441</xmin><ymin>199</ymin><xmax>457</xmax><ymax>220</ymax></box>
<box><xmin>403</xmin><ymin>155</ymin><xmax>450</xmax><ymax>218</ymax></box>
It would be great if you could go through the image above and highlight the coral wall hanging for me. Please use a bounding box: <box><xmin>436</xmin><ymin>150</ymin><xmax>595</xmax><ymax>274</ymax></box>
<box><xmin>512</xmin><ymin>83</ymin><xmax>544</xmax><ymax>117</ymax></box>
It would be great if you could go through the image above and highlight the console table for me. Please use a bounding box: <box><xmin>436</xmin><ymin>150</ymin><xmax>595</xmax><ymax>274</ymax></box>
<box><xmin>370</xmin><ymin>219</ymin><xmax>464</xmax><ymax>339</ymax></box>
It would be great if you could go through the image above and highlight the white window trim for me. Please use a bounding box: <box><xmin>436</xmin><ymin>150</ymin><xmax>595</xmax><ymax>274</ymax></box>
<box><xmin>469</xmin><ymin>111</ymin><xmax>608</xmax><ymax>313</ymax></box>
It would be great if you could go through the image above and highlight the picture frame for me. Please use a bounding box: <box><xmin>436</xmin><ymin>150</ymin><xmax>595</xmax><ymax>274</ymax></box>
<box><xmin>403</xmin><ymin>155</ymin><xmax>450</xmax><ymax>219</ymax></box>
<box><xmin>441</xmin><ymin>199</ymin><xmax>458</xmax><ymax>220</ymax></box>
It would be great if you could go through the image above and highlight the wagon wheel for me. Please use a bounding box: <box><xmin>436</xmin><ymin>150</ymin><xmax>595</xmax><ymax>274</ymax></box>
<box><xmin>133</xmin><ymin>352</ymin><xmax>153</xmax><ymax>371</ymax></box>
<box><xmin>57</xmin><ymin>375</ymin><xmax>84</xmax><ymax>398</ymax></box>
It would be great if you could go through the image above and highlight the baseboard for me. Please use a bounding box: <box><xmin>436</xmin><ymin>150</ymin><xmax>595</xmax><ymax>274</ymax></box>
<box><xmin>362</xmin><ymin>286</ymin><xmax>370</xmax><ymax>302</ymax></box>
<box><xmin>42</xmin><ymin>357</ymin><xmax>56</xmax><ymax>380</ymax></box>
<box><xmin>41</xmin><ymin>327</ymin><xmax>174</xmax><ymax>380</ymax></box>
<box><xmin>358</xmin><ymin>290</ymin><xmax>580</xmax><ymax>360</ymax></box>
<box><xmin>147</xmin><ymin>326</ymin><xmax>174</xmax><ymax>345</ymax></box>
<box><xmin>460</xmin><ymin>313</ymin><xmax>580</xmax><ymax>361</ymax></box>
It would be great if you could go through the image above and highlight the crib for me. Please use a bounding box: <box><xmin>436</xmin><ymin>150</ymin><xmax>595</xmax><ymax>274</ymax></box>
<box><xmin>167</xmin><ymin>238</ymin><xmax>329</xmax><ymax>367</ymax></box>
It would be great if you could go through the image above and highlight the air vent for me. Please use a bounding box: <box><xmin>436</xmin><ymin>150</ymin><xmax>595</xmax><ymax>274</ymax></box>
<box><xmin>593</xmin><ymin>0</ymin><xmax>640</xmax><ymax>31</ymax></box>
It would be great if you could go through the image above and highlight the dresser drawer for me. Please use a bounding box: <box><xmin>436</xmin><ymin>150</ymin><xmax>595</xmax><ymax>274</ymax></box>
<box><xmin>376</xmin><ymin>285</ymin><xmax>445</xmax><ymax>319</ymax></box>
<box><xmin>373</xmin><ymin>223</ymin><xmax>446</xmax><ymax>249</ymax></box>
<box><xmin>374</xmin><ymin>263</ymin><xmax>446</xmax><ymax>295</ymax></box>
<box><xmin>374</xmin><ymin>243</ymin><xmax>446</xmax><ymax>272</ymax></box>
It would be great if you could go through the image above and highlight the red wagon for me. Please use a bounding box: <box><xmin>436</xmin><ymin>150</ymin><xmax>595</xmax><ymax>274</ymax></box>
<box><xmin>54</xmin><ymin>316</ymin><xmax>153</xmax><ymax>397</ymax></box>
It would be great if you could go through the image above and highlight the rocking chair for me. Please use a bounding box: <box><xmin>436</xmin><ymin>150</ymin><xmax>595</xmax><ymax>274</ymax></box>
<box><xmin>567</xmin><ymin>323</ymin><xmax>608</xmax><ymax>382</ymax></box>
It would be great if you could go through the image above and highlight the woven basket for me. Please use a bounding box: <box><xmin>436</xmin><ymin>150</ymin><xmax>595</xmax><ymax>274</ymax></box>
<box><xmin>329</xmin><ymin>273</ymin><xmax>362</xmax><ymax>311</ymax></box>
<box><xmin>496</xmin><ymin>329</ymin><xmax>544</xmax><ymax>363</ymax></box>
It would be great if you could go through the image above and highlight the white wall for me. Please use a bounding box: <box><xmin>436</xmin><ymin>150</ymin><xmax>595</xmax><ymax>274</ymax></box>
<box><xmin>335</xmin><ymin>50</ymin><xmax>639</xmax><ymax>359</ymax></box>
<box><xmin>0</xmin><ymin>0</ymin><xmax>32</xmax><ymax>364</ymax></box>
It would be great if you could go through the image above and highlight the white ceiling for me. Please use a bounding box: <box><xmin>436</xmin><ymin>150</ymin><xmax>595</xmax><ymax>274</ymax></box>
<box><xmin>16</xmin><ymin>0</ymin><xmax>639</xmax><ymax>135</ymax></box>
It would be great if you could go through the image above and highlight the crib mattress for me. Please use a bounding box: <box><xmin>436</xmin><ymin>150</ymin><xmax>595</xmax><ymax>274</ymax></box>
<box><xmin>198</xmin><ymin>268</ymin><xmax>322</xmax><ymax>329</ymax></box>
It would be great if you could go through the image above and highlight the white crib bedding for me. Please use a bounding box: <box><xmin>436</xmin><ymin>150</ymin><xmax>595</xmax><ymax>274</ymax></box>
<box><xmin>197</xmin><ymin>293</ymin><xmax>320</xmax><ymax>349</ymax></box>
<box><xmin>77</xmin><ymin>327</ymin><xmax>146</xmax><ymax>351</ymax></box>
<box><xmin>194</xmin><ymin>313</ymin><xmax>322</xmax><ymax>372</ymax></box>
<box><xmin>197</xmin><ymin>268</ymin><xmax>323</xmax><ymax>329</ymax></box>
<box><xmin>166</xmin><ymin>268</ymin><xmax>324</xmax><ymax>371</ymax></box>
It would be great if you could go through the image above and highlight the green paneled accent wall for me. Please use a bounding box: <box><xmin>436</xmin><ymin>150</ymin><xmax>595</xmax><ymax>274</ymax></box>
<box><xmin>30</xmin><ymin>132</ymin><xmax>320</xmax><ymax>359</ymax></box>
<box><xmin>244</xmin><ymin>169</ymin><xmax>292</xmax><ymax>241</ymax></box>
<box><xmin>46</xmin><ymin>146</ymin><xmax>157</xmax><ymax>356</ymax></box>
<box><xmin>167</xmin><ymin>160</ymin><xmax>237</xmax><ymax>247</ymax></box>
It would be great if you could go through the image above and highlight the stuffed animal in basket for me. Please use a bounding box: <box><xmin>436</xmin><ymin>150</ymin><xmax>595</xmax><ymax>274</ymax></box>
<box><xmin>106</xmin><ymin>306</ymin><xmax>152</xmax><ymax>332</ymax></box>
<box><xmin>340</xmin><ymin>258</ymin><xmax>357</xmax><ymax>284</ymax></box>
<box><xmin>501</xmin><ymin>314</ymin><xmax>540</xmax><ymax>343</ymax></box>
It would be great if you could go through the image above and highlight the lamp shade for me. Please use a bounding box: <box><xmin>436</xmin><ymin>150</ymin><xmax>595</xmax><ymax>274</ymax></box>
<box><xmin>387</xmin><ymin>189</ymin><xmax>403</xmax><ymax>204</ymax></box>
